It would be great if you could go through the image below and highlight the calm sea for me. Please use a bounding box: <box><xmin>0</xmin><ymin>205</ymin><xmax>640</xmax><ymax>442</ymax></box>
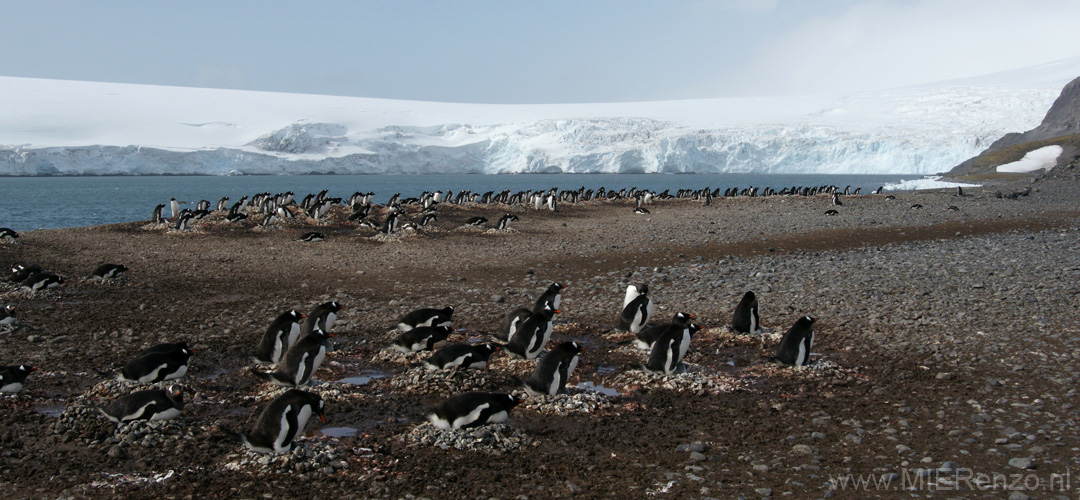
<box><xmin>0</xmin><ymin>173</ymin><xmax>916</xmax><ymax>232</ymax></box>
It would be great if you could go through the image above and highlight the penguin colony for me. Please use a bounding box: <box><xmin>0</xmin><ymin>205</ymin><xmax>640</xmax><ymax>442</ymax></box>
<box><xmin>0</xmin><ymin>183</ymin><xmax>853</xmax><ymax>459</ymax></box>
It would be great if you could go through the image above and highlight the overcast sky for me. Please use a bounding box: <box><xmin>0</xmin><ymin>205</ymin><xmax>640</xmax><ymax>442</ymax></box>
<box><xmin>3</xmin><ymin>0</ymin><xmax>1079</xmax><ymax>104</ymax></box>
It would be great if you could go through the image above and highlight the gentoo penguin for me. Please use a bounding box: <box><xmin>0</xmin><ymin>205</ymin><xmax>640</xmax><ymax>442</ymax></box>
<box><xmin>465</xmin><ymin>216</ymin><xmax>488</xmax><ymax>227</ymax></box>
<box><xmin>392</xmin><ymin>325</ymin><xmax>453</xmax><ymax>353</ymax></box>
<box><xmin>428</xmin><ymin>392</ymin><xmax>522</xmax><ymax>430</ymax></box>
<box><xmin>174</xmin><ymin>211</ymin><xmax>194</xmax><ymax>231</ymax></box>
<box><xmin>423</xmin><ymin>343</ymin><xmax>501</xmax><ymax>371</ymax></box>
<box><xmin>92</xmin><ymin>263</ymin><xmax>128</xmax><ymax>280</ymax></box>
<box><xmin>398</xmin><ymin>306</ymin><xmax>454</xmax><ymax>332</ymax></box>
<box><xmin>21</xmin><ymin>272</ymin><xmax>64</xmax><ymax>292</ymax></box>
<box><xmin>300</xmin><ymin>301</ymin><xmax>345</xmax><ymax>338</ymax></box>
<box><xmin>298</xmin><ymin>232</ymin><xmax>324</xmax><ymax>242</ymax></box>
<box><xmin>523</xmin><ymin>341</ymin><xmax>584</xmax><ymax>397</ymax></box>
<box><xmin>254</xmin><ymin>310</ymin><xmax>307</xmax><ymax>365</ymax></box>
<box><xmin>0</xmin><ymin>365</ymin><xmax>36</xmax><ymax>393</ymax></box>
<box><xmin>136</xmin><ymin>341</ymin><xmax>190</xmax><ymax>357</ymax></box>
<box><xmin>151</xmin><ymin>204</ymin><xmax>166</xmax><ymax>224</ymax></box>
<box><xmin>771</xmin><ymin>316</ymin><xmax>816</xmax><ymax>367</ymax></box>
<box><xmin>910</xmin><ymin>203</ymin><xmax>923</xmax><ymax>209</ymax></box>
<box><xmin>233</xmin><ymin>389</ymin><xmax>326</xmax><ymax>454</ymax></box>
<box><xmin>381</xmin><ymin>212</ymin><xmax>400</xmax><ymax>234</ymax></box>
<box><xmin>8</xmin><ymin>263</ymin><xmax>41</xmax><ymax>282</ymax></box>
<box><xmin>169</xmin><ymin>198</ymin><xmax>185</xmax><ymax>218</ymax></box>
<box><xmin>99</xmin><ymin>384</ymin><xmax>184</xmax><ymax>424</ymax></box>
<box><xmin>505</xmin><ymin>301</ymin><xmax>559</xmax><ymax>360</ymax></box>
<box><xmin>495</xmin><ymin>213</ymin><xmax>519</xmax><ymax>230</ymax></box>
<box><xmin>1</xmin><ymin>304</ymin><xmax>16</xmax><ymax>330</ymax></box>
<box><xmin>0</xmin><ymin>227</ymin><xmax>18</xmax><ymax>242</ymax></box>
<box><xmin>634</xmin><ymin>312</ymin><xmax>695</xmax><ymax>350</ymax></box>
<box><xmin>251</xmin><ymin>327</ymin><xmax>333</xmax><ymax>387</ymax></box>
<box><xmin>493</xmin><ymin>282</ymin><xmax>566</xmax><ymax>342</ymax></box>
<box><xmin>644</xmin><ymin>312</ymin><xmax>696</xmax><ymax>375</ymax></box>
<box><xmin>633</xmin><ymin>207</ymin><xmax>651</xmax><ymax>215</ymax></box>
<box><xmin>824</xmin><ymin>209</ymin><xmax>839</xmax><ymax>216</ymax></box>
<box><xmin>119</xmin><ymin>346</ymin><xmax>193</xmax><ymax>384</ymax></box>
<box><xmin>731</xmin><ymin>291</ymin><xmax>764</xmax><ymax>334</ymax></box>
<box><xmin>617</xmin><ymin>284</ymin><xmax>653</xmax><ymax>333</ymax></box>
<box><xmin>831</xmin><ymin>193</ymin><xmax>843</xmax><ymax>206</ymax></box>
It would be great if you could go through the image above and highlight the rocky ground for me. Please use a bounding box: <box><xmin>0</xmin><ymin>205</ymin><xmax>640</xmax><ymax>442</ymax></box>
<box><xmin>1</xmin><ymin>172</ymin><xmax>1078</xmax><ymax>500</ymax></box>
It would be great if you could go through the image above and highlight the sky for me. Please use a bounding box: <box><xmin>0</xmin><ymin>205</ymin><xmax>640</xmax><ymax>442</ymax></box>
<box><xmin>2</xmin><ymin>0</ymin><xmax>1080</xmax><ymax>104</ymax></box>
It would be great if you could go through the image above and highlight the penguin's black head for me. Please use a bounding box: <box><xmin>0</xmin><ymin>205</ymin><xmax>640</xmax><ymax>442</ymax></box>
<box><xmin>20</xmin><ymin>365</ymin><xmax>36</xmax><ymax>374</ymax></box>
<box><xmin>330</xmin><ymin>301</ymin><xmax>345</xmax><ymax>310</ymax></box>
<box><xmin>743</xmin><ymin>291</ymin><xmax>756</xmax><ymax>301</ymax></box>
<box><xmin>166</xmin><ymin>384</ymin><xmax>183</xmax><ymax>399</ymax></box>
<box><xmin>637</xmin><ymin>284</ymin><xmax>649</xmax><ymax>295</ymax></box>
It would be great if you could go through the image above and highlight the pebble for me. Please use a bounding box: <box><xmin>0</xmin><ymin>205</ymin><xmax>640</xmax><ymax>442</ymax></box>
<box><xmin>1008</xmin><ymin>457</ymin><xmax>1034</xmax><ymax>469</ymax></box>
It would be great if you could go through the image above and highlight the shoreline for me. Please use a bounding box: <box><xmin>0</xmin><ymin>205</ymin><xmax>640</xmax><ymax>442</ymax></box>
<box><xmin>1</xmin><ymin>174</ymin><xmax>1078</xmax><ymax>498</ymax></box>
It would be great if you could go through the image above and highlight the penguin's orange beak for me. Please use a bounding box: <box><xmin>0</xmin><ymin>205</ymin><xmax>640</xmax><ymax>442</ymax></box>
<box><xmin>553</xmin><ymin>309</ymin><xmax>562</xmax><ymax>314</ymax></box>
<box><xmin>300</xmin><ymin>314</ymin><xmax>307</xmax><ymax>319</ymax></box>
<box><xmin>318</xmin><ymin>412</ymin><xmax>327</xmax><ymax>424</ymax></box>
<box><xmin>327</xmin><ymin>333</ymin><xmax>335</xmax><ymax>338</ymax></box>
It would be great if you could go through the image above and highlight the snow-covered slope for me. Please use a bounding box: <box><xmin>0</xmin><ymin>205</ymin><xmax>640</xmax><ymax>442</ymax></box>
<box><xmin>2</xmin><ymin>58</ymin><xmax>1077</xmax><ymax>175</ymax></box>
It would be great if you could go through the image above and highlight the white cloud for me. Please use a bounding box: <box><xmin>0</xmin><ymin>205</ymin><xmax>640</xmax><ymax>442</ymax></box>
<box><xmin>712</xmin><ymin>0</ymin><xmax>1080</xmax><ymax>96</ymax></box>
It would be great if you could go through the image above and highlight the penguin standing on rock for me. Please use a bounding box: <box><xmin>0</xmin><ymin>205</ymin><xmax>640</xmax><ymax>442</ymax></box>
<box><xmin>151</xmin><ymin>205</ymin><xmax>166</xmax><ymax>224</ymax></box>
<box><xmin>495</xmin><ymin>214</ymin><xmax>519</xmax><ymax>230</ymax></box>
<box><xmin>398</xmin><ymin>306</ymin><xmax>454</xmax><ymax>332</ymax></box>
<box><xmin>99</xmin><ymin>384</ymin><xmax>184</xmax><ymax>423</ymax></box>
<box><xmin>92</xmin><ymin>264</ymin><xmax>128</xmax><ymax>280</ymax></box>
<box><xmin>505</xmin><ymin>301</ymin><xmax>559</xmax><ymax>360</ymax></box>
<box><xmin>229</xmin><ymin>389</ymin><xmax>326</xmax><ymax>454</ymax></box>
<box><xmin>300</xmin><ymin>301</ymin><xmax>345</xmax><ymax>338</ymax></box>
<box><xmin>119</xmin><ymin>346</ymin><xmax>193</xmax><ymax>384</ymax></box>
<box><xmin>393</xmin><ymin>325</ymin><xmax>453</xmax><ymax>353</ymax></box>
<box><xmin>252</xmin><ymin>328</ymin><xmax>333</xmax><ymax>387</ymax></box>
<box><xmin>770</xmin><ymin>316</ymin><xmax>817</xmax><ymax>366</ymax></box>
<box><xmin>731</xmin><ymin>291</ymin><xmax>764</xmax><ymax>334</ymax></box>
<box><xmin>254</xmin><ymin>310</ymin><xmax>307</xmax><ymax>365</ymax></box>
<box><xmin>617</xmin><ymin>284</ymin><xmax>653</xmax><ymax>333</ymax></box>
<box><xmin>0</xmin><ymin>364</ymin><xmax>36</xmax><ymax>392</ymax></box>
<box><xmin>424</xmin><ymin>343</ymin><xmax>501</xmax><ymax>371</ymax></box>
<box><xmin>644</xmin><ymin>313</ymin><xmax>696</xmax><ymax>375</ymax></box>
<box><xmin>523</xmin><ymin>341</ymin><xmax>584</xmax><ymax>397</ymax></box>
<box><xmin>429</xmin><ymin>392</ymin><xmax>522</xmax><ymax>430</ymax></box>
<box><xmin>496</xmin><ymin>282</ymin><xmax>567</xmax><ymax>342</ymax></box>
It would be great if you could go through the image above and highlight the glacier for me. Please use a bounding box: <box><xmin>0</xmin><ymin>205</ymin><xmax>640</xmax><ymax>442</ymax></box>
<box><xmin>1</xmin><ymin>58</ymin><xmax>1077</xmax><ymax>176</ymax></box>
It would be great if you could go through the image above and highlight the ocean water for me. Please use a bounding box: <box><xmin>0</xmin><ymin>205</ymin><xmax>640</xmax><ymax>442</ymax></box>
<box><xmin>0</xmin><ymin>173</ymin><xmax>917</xmax><ymax>232</ymax></box>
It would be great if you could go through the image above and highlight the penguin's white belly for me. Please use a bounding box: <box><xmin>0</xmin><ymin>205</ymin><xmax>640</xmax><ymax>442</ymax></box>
<box><xmin>452</xmin><ymin>402</ymin><xmax>490</xmax><ymax>429</ymax></box>
<box><xmin>294</xmin><ymin>353</ymin><xmax>311</xmax><ymax>385</ymax></box>
<box><xmin>547</xmin><ymin>372</ymin><xmax>562</xmax><ymax>396</ymax></box>
<box><xmin>0</xmin><ymin>382</ymin><xmax>23</xmax><ymax>393</ymax></box>
<box><xmin>150</xmin><ymin>407</ymin><xmax>182</xmax><ymax>421</ymax></box>
<box><xmin>272</xmin><ymin>404</ymin><xmax>295</xmax><ymax>452</ymax></box>
<box><xmin>163</xmin><ymin>364</ymin><xmax>187</xmax><ymax>381</ymax></box>
<box><xmin>566</xmin><ymin>355</ymin><xmax>580</xmax><ymax>379</ymax></box>
<box><xmin>138</xmin><ymin>363</ymin><xmax>168</xmax><ymax>383</ymax></box>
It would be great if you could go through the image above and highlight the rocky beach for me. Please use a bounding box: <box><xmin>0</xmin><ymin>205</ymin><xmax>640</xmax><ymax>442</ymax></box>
<box><xmin>1</xmin><ymin>170</ymin><xmax>1079</xmax><ymax>499</ymax></box>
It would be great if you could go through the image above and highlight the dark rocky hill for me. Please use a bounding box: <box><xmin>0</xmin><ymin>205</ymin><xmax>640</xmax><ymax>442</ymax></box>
<box><xmin>949</xmin><ymin>76</ymin><xmax>1080</xmax><ymax>177</ymax></box>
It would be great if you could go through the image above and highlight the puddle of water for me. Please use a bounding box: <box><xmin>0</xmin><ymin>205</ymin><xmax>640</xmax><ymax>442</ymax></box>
<box><xmin>595</xmin><ymin>365</ymin><xmax>617</xmax><ymax>376</ymax></box>
<box><xmin>34</xmin><ymin>404</ymin><xmax>65</xmax><ymax>418</ymax></box>
<box><xmin>577</xmin><ymin>381</ymin><xmax>621</xmax><ymax>397</ymax></box>
<box><xmin>197</xmin><ymin>368</ymin><xmax>229</xmax><ymax>380</ymax></box>
<box><xmin>307</xmin><ymin>426</ymin><xmax>358</xmax><ymax>438</ymax></box>
<box><xmin>335</xmin><ymin>370</ymin><xmax>388</xmax><ymax>386</ymax></box>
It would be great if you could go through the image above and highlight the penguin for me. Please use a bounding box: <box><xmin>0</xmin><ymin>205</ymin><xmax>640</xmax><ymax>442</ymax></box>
<box><xmin>523</xmin><ymin>341</ymin><xmax>584</xmax><ymax>397</ymax></box>
<box><xmin>643</xmin><ymin>312</ymin><xmax>696</xmax><ymax>375</ymax></box>
<box><xmin>0</xmin><ymin>228</ymin><xmax>18</xmax><ymax>242</ymax></box>
<box><xmin>617</xmin><ymin>284</ymin><xmax>653</xmax><ymax>333</ymax></box>
<box><xmin>946</xmin><ymin>205</ymin><xmax>960</xmax><ymax>212</ymax></box>
<box><xmin>495</xmin><ymin>214</ymin><xmax>519</xmax><ymax>230</ymax></box>
<box><xmin>956</xmin><ymin>186</ymin><xmax>964</xmax><ymax>197</ymax></box>
<box><xmin>392</xmin><ymin>325</ymin><xmax>453</xmax><ymax>353</ymax></box>
<box><xmin>534</xmin><ymin>282</ymin><xmax>566</xmax><ymax>312</ymax></box>
<box><xmin>494</xmin><ymin>306</ymin><xmax>531</xmax><ymax>343</ymax></box>
<box><xmin>151</xmin><ymin>204</ymin><xmax>166</xmax><ymax>224</ymax></box>
<box><xmin>91</xmin><ymin>264</ymin><xmax>128</xmax><ymax>280</ymax></box>
<box><xmin>225</xmin><ymin>213</ymin><xmax>247</xmax><ymax>223</ymax></box>
<box><xmin>118</xmin><ymin>347</ymin><xmax>193</xmax><ymax>384</ymax></box>
<box><xmin>300</xmin><ymin>301</ymin><xmax>345</xmax><ymax>338</ymax></box>
<box><xmin>1</xmin><ymin>304</ymin><xmax>16</xmax><ymax>330</ymax></box>
<box><xmin>633</xmin><ymin>312</ymin><xmax>695</xmax><ymax>350</ymax></box>
<box><xmin>731</xmin><ymin>291</ymin><xmax>764</xmax><ymax>334</ymax></box>
<box><xmin>831</xmin><ymin>193</ymin><xmax>843</xmax><ymax>206</ymax></box>
<box><xmin>824</xmin><ymin>209</ymin><xmax>839</xmax><ymax>216</ymax></box>
<box><xmin>298</xmin><ymin>232</ymin><xmax>324</xmax><ymax>242</ymax></box>
<box><xmin>505</xmin><ymin>301</ymin><xmax>559</xmax><ymax>360</ymax></box>
<box><xmin>428</xmin><ymin>392</ymin><xmax>522</xmax><ymax>430</ymax></box>
<box><xmin>21</xmin><ymin>272</ymin><xmax>64</xmax><ymax>292</ymax></box>
<box><xmin>169</xmin><ymin>198</ymin><xmax>185</xmax><ymax>218</ymax></box>
<box><xmin>174</xmin><ymin>211</ymin><xmax>194</xmax><ymax>231</ymax></box>
<box><xmin>910</xmin><ymin>204</ymin><xmax>923</xmax><ymax>209</ymax></box>
<box><xmin>381</xmin><ymin>212</ymin><xmax>400</xmax><ymax>234</ymax></box>
<box><xmin>232</xmin><ymin>389</ymin><xmax>326</xmax><ymax>454</ymax></box>
<box><xmin>8</xmin><ymin>263</ymin><xmax>41</xmax><ymax>282</ymax></box>
<box><xmin>254</xmin><ymin>310</ymin><xmax>307</xmax><ymax>365</ymax></box>
<box><xmin>251</xmin><ymin>327</ymin><xmax>333</xmax><ymax>387</ymax></box>
<box><xmin>633</xmin><ymin>207</ymin><xmax>651</xmax><ymax>215</ymax></box>
<box><xmin>423</xmin><ymin>343</ymin><xmax>501</xmax><ymax>371</ymax></box>
<box><xmin>136</xmin><ymin>341</ymin><xmax>190</xmax><ymax>357</ymax></box>
<box><xmin>398</xmin><ymin>306</ymin><xmax>454</xmax><ymax>332</ymax></box>
<box><xmin>770</xmin><ymin>316</ymin><xmax>816</xmax><ymax>367</ymax></box>
<box><xmin>465</xmin><ymin>216</ymin><xmax>488</xmax><ymax>227</ymax></box>
<box><xmin>99</xmin><ymin>384</ymin><xmax>184</xmax><ymax>424</ymax></box>
<box><xmin>0</xmin><ymin>364</ymin><xmax>36</xmax><ymax>393</ymax></box>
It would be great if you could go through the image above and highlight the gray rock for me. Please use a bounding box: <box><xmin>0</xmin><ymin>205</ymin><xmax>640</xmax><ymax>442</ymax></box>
<box><xmin>1008</xmin><ymin>457</ymin><xmax>1034</xmax><ymax>469</ymax></box>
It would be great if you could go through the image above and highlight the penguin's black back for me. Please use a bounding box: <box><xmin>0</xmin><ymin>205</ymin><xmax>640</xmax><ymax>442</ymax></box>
<box><xmin>731</xmin><ymin>291</ymin><xmax>759</xmax><ymax>334</ymax></box>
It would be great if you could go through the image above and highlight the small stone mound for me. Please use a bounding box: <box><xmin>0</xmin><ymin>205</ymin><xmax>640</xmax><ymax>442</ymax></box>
<box><xmin>518</xmin><ymin>389</ymin><xmax>614</xmax><ymax>415</ymax></box>
<box><xmin>222</xmin><ymin>439</ymin><xmax>349</xmax><ymax>477</ymax></box>
<box><xmin>371</xmin><ymin>347</ymin><xmax>425</xmax><ymax>364</ymax></box>
<box><xmin>605</xmin><ymin>364</ymin><xmax>748</xmax><ymax>395</ymax></box>
<box><xmin>389</xmin><ymin>365</ymin><xmax>509</xmax><ymax>395</ymax></box>
<box><xmin>52</xmin><ymin>379</ymin><xmax>196</xmax><ymax>446</ymax></box>
<box><xmin>403</xmin><ymin>422</ymin><xmax>534</xmax><ymax>453</ymax></box>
